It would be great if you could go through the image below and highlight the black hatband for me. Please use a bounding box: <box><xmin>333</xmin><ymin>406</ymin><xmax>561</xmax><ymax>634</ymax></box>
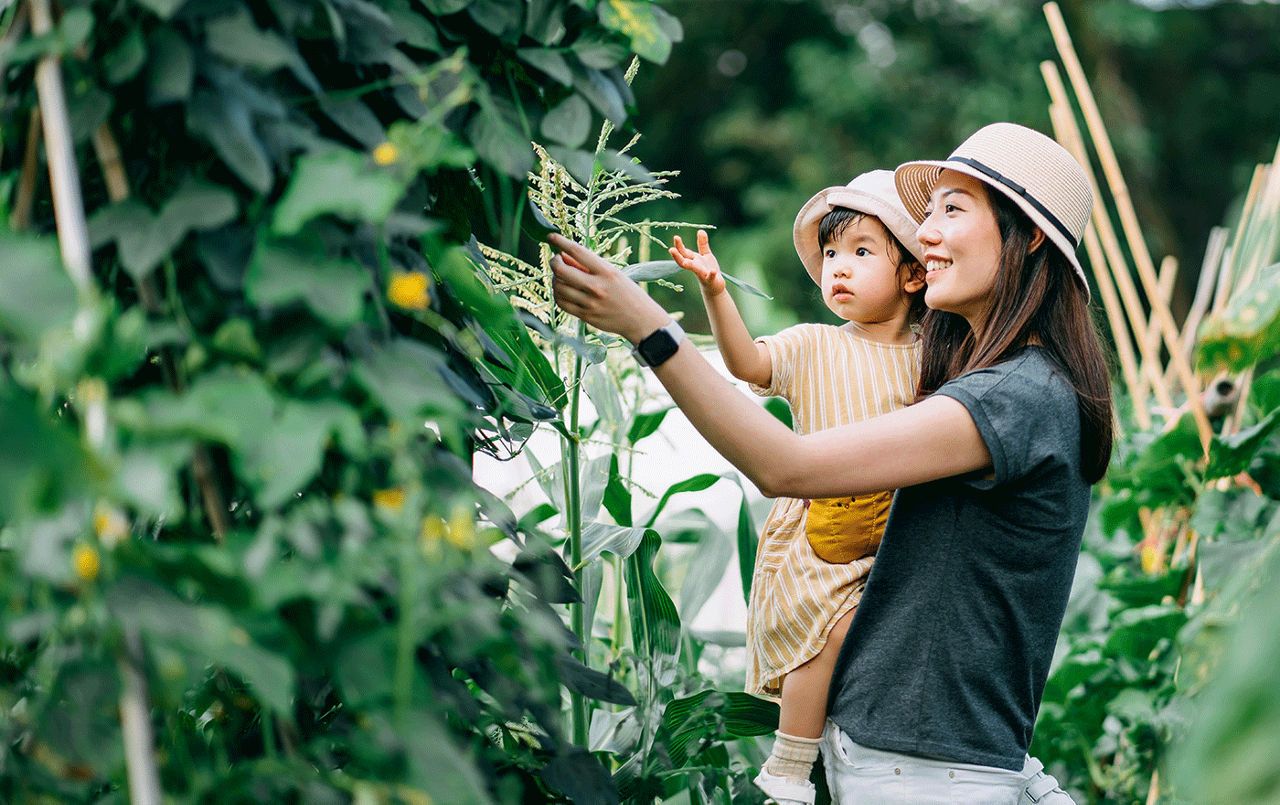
<box><xmin>946</xmin><ymin>157</ymin><xmax>1078</xmax><ymax>249</ymax></box>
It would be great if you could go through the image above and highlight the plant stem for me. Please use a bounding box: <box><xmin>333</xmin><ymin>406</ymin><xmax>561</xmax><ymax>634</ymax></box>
<box><xmin>119</xmin><ymin>628</ymin><xmax>163</xmax><ymax>805</ymax></box>
<box><xmin>562</xmin><ymin>323</ymin><xmax>589</xmax><ymax>747</ymax></box>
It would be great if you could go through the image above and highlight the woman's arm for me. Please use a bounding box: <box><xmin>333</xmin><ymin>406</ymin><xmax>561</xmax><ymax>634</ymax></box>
<box><xmin>669</xmin><ymin>230</ymin><xmax>772</xmax><ymax>386</ymax></box>
<box><xmin>550</xmin><ymin>234</ymin><xmax>993</xmax><ymax>497</ymax></box>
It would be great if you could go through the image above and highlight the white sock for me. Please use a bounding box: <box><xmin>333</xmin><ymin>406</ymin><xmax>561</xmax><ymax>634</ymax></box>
<box><xmin>763</xmin><ymin>730</ymin><xmax>821</xmax><ymax>783</ymax></box>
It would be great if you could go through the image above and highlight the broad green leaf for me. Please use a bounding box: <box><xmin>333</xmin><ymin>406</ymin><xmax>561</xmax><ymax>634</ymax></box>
<box><xmin>206</xmin><ymin>9</ymin><xmax>296</xmax><ymax>70</ymax></box>
<box><xmin>147</xmin><ymin>27</ymin><xmax>194</xmax><ymax>104</ymax></box>
<box><xmin>525</xmin><ymin>0</ymin><xmax>568</xmax><ymax>45</ymax></box>
<box><xmin>598</xmin><ymin>0</ymin><xmax>672</xmax><ymax>64</ymax></box>
<box><xmin>467</xmin><ymin>0</ymin><xmax>522</xmax><ymax>38</ymax></box>
<box><xmin>624</xmin><ymin>260</ymin><xmax>680</xmax><ymax>282</ymax></box>
<box><xmin>538</xmin><ymin>747</ymin><xmax>617</xmax><ymax>805</ymax></box>
<box><xmin>1103</xmin><ymin>604</ymin><xmax>1186</xmax><ymax>661</ymax></box>
<box><xmin>467</xmin><ymin>105</ymin><xmax>534</xmax><ymax>179</ymax></box>
<box><xmin>546</xmin><ymin>145</ymin><xmax>597</xmax><ymax>187</ymax></box>
<box><xmin>572</xmin><ymin>65</ymin><xmax>628</xmax><ymax>125</ymax></box>
<box><xmin>401</xmin><ymin>714</ymin><xmax>495</xmax><ymax>805</ymax></box>
<box><xmin>676</xmin><ymin>512</ymin><xmax>732</xmax><ymax>620</ymax></box>
<box><xmin>541</xmin><ymin>95</ymin><xmax>592</xmax><ymax>148</ymax></box>
<box><xmin>1197</xmin><ymin>262</ymin><xmax>1280</xmax><ymax>373</ymax></box>
<box><xmin>599</xmin><ymin>148</ymin><xmax>654</xmax><ymax>183</ymax></box>
<box><xmin>517</xmin><ymin>48</ymin><xmax>574</xmax><ymax>85</ymax></box>
<box><xmin>272</xmin><ymin>149</ymin><xmax>405</xmax><ymax>235</ymax></box>
<box><xmin>0</xmin><ymin>383</ymin><xmax>92</xmax><ymax>519</ymax></box>
<box><xmin>625</xmin><ymin>530</ymin><xmax>680</xmax><ymax>663</ymax></box>
<box><xmin>246</xmin><ymin>242</ymin><xmax>367</xmax><ymax>329</ymax></box>
<box><xmin>105</xmin><ymin>28</ymin><xmax>146</xmax><ymax>84</ymax></box>
<box><xmin>0</xmin><ymin>231</ymin><xmax>77</xmax><ymax>343</ymax></box>
<box><xmin>134</xmin><ymin>0</ymin><xmax>188</xmax><ymax>18</ymax></box>
<box><xmin>352</xmin><ymin>338</ymin><xmax>468</xmax><ymax>423</ymax></box>
<box><xmin>555</xmin><ymin>655</ymin><xmax>637</xmax><ymax>705</ymax></box>
<box><xmin>572</xmin><ymin>30</ymin><xmax>629</xmax><ymax>70</ymax></box>
<box><xmin>657</xmin><ymin>690</ymin><xmax>778</xmax><ymax>769</ymax></box>
<box><xmin>188</xmin><ymin>90</ymin><xmax>273</xmax><ymax>193</ymax></box>
<box><xmin>580</xmin><ymin>520</ymin><xmax>645</xmax><ymax>563</ymax></box>
<box><xmin>384</xmin><ymin>0</ymin><xmax>442</xmax><ymax>51</ymax></box>
<box><xmin>588</xmin><ymin>706</ymin><xmax>641</xmax><ymax>754</ymax></box>
<box><xmin>236</xmin><ymin>400</ymin><xmax>362</xmax><ymax>509</ymax></box>
<box><xmin>1207</xmin><ymin>406</ymin><xmax>1280</xmax><ymax>480</ymax></box>
<box><xmin>627</xmin><ymin>407</ymin><xmax>670</xmax><ymax>445</ymax></box>
<box><xmin>421</xmin><ymin>0</ymin><xmax>472</xmax><ymax>14</ymax></box>
<box><xmin>644</xmin><ymin>473</ymin><xmax>723</xmax><ymax>527</ymax></box>
<box><xmin>603</xmin><ymin>453</ymin><xmax>633</xmax><ymax>527</ymax></box>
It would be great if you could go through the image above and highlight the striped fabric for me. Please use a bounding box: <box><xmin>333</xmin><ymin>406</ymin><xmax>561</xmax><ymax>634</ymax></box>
<box><xmin>744</xmin><ymin>323</ymin><xmax>921</xmax><ymax>696</ymax></box>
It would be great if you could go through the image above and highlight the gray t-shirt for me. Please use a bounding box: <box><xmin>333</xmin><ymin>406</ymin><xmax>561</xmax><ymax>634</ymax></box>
<box><xmin>827</xmin><ymin>347</ymin><xmax>1090</xmax><ymax>770</ymax></box>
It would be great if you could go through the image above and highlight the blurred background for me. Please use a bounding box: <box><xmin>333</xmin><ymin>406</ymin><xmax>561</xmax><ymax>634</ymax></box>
<box><xmin>622</xmin><ymin>0</ymin><xmax>1280</xmax><ymax>335</ymax></box>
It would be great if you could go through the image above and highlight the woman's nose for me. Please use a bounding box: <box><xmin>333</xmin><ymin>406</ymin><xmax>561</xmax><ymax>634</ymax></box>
<box><xmin>916</xmin><ymin>220</ymin><xmax>939</xmax><ymax>247</ymax></box>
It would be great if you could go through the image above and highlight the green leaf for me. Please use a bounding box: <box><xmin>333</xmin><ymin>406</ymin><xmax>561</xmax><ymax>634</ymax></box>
<box><xmin>245</xmin><ymin>241</ymin><xmax>368</xmax><ymax>329</ymax></box>
<box><xmin>0</xmin><ymin>231</ymin><xmax>77</xmax><ymax>343</ymax></box>
<box><xmin>206</xmin><ymin>8</ymin><xmax>296</xmax><ymax>71</ymax></box>
<box><xmin>525</xmin><ymin>0</ymin><xmax>568</xmax><ymax>45</ymax></box>
<box><xmin>625</xmin><ymin>530</ymin><xmax>681</xmax><ymax>662</ymax></box>
<box><xmin>467</xmin><ymin>105</ymin><xmax>534</xmax><ymax>179</ymax></box>
<box><xmin>188</xmin><ymin>90</ymin><xmax>273</xmax><ymax>193</ymax></box>
<box><xmin>644</xmin><ymin>473</ymin><xmax>723</xmax><ymax>527</ymax></box>
<box><xmin>237</xmin><ymin>400</ymin><xmax>362</xmax><ymax>509</ymax></box>
<box><xmin>580</xmin><ymin>520</ymin><xmax>645</xmax><ymax>563</ymax></box>
<box><xmin>571</xmin><ymin>65</ymin><xmax>628</xmax><ymax>124</ymax></box>
<box><xmin>603</xmin><ymin>453</ymin><xmax>633</xmax><ymax>526</ymax></box>
<box><xmin>147</xmin><ymin>27</ymin><xmax>194</xmax><ymax>104</ymax></box>
<box><xmin>722</xmin><ymin>269</ymin><xmax>774</xmax><ymax>300</ymax></box>
<box><xmin>467</xmin><ymin>0</ymin><xmax>522</xmax><ymax>38</ymax></box>
<box><xmin>736</xmin><ymin>491</ymin><xmax>758</xmax><ymax>604</ymax></box>
<box><xmin>90</xmin><ymin>179</ymin><xmax>238</xmax><ymax>279</ymax></box>
<box><xmin>626</xmin><ymin>407</ymin><xmax>670</xmax><ymax>445</ymax></box>
<box><xmin>1103</xmin><ymin>604</ymin><xmax>1186</xmax><ymax>661</ymax></box>
<box><xmin>421</xmin><ymin>0</ymin><xmax>472</xmax><ymax>14</ymax></box>
<box><xmin>517</xmin><ymin>48</ymin><xmax>573</xmax><ymax>85</ymax></box>
<box><xmin>384</xmin><ymin>0</ymin><xmax>443</xmax><ymax>51</ymax></box>
<box><xmin>1208</xmin><ymin>406</ymin><xmax>1280</xmax><ymax>480</ymax></box>
<box><xmin>572</xmin><ymin>31</ymin><xmax>630</xmax><ymax>70</ymax></box>
<box><xmin>352</xmin><ymin>339</ymin><xmax>468</xmax><ymax>422</ymax></box>
<box><xmin>134</xmin><ymin>0</ymin><xmax>188</xmax><ymax>18</ymax></box>
<box><xmin>273</xmin><ymin>149</ymin><xmax>405</xmax><ymax>234</ymax></box>
<box><xmin>657</xmin><ymin>691</ymin><xmax>778</xmax><ymax>769</ymax></box>
<box><xmin>0</xmin><ymin>383</ymin><xmax>93</xmax><ymax>519</ymax></box>
<box><xmin>105</xmin><ymin>27</ymin><xmax>147</xmax><ymax>85</ymax></box>
<box><xmin>541</xmin><ymin>95</ymin><xmax>592</xmax><ymax>147</ymax></box>
<box><xmin>545</xmin><ymin>145</ymin><xmax>597</xmax><ymax>187</ymax></box>
<box><xmin>598</xmin><ymin>0</ymin><xmax>672</xmax><ymax>64</ymax></box>
<box><xmin>1197</xmin><ymin>262</ymin><xmax>1280</xmax><ymax>373</ymax></box>
<box><xmin>59</xmin><ymin>8</ymin><xmax>95</xmax><ymax>50</ymax></box>
<box><xmin>624</xmin><ymin>260</ymin><xmax>680</xmax><ymax>282</ymax></box>
<box><xmin>556</xmin><ymin>655</ymin><xmax>637</xmax><ymax>706</ymax></box>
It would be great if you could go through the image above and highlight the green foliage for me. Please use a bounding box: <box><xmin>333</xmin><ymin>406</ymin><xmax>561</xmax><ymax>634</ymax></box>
<box><xmin>1</xmin><ymin>0</ymin><xmax>686</xmax><ymax>802</ymax></box>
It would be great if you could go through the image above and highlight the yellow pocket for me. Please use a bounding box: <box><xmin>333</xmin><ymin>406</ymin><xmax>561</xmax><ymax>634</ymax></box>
<box><xmin>804</xmin><ymin>491</ymin><xmax>893</xmax><ymax>563</ymax></box>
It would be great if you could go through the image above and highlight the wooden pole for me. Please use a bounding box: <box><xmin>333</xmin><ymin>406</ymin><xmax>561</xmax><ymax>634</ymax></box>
<box><xmin>1170</xmin><ymin>227</ymin><xmax>1229</xmax><ymax>389</ymax></box>
<box><xmin>1214</xmin><ymin>164</ymin><xmax>1266</xmax><ymax>314</ymax></box>
<box><xmin>1133</xmin><ymin>256</ymin><xmax>1178</xmax><ymax>405</ymax></box>
<box><xmin>1043</xmin><ymin>2</ymin><xmax>1213</xmax><ymax>452</ymax></box>
<box><xmin>1048</xmin><ymin>101</ymin><xmax>1146</xmax><ymax>425</ymax></box>
<box><xmin>1042</xmin><ymin>61</ymin><xmax>1174</xmax><ymax>417</ymax></box>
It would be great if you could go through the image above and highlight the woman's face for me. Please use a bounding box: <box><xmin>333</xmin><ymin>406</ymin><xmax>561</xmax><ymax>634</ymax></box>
<box><xmin>915</xmin><ymin>169</ymin><xmax>1003</xmax><ymax>328</ymax></box>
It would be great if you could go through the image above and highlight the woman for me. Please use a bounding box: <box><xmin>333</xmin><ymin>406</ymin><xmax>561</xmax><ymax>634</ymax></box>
<box><xmin>550</xmin><ymin>123</ymin><xmax>1108</xmax><ymax>804</ymax></box>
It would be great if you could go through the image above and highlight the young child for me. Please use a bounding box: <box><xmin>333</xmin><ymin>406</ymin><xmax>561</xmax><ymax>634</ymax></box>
<box><xmin>668</xmin><ymin>170</ymin><xmax>925</xmax><ymax>805</ymax></box>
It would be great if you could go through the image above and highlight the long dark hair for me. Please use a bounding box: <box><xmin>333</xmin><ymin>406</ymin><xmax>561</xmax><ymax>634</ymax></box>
<box><xmin>915</xmin><ymin>185</ymin><xmax>1114</xmax><ymax>482</ymax></box>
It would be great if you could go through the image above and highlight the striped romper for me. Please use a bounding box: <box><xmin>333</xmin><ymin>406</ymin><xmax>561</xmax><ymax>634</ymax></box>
<box><xmin>745</xmin><ymin>322</ymin><xmax>921</xmax><ymax>696</ymax></box>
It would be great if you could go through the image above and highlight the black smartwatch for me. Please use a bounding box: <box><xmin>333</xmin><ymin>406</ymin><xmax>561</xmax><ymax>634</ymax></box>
<box><xmin>631</xmin><ymin>319</ymin><xmax>685</xmax><ymax>368</ymax></box>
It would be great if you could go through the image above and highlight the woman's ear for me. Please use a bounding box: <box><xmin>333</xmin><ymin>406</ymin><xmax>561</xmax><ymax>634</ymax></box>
<box><xmin>1029</xmin><ymin>227</ymin><xmax>1047</xmax><ymax>253</ymax></box>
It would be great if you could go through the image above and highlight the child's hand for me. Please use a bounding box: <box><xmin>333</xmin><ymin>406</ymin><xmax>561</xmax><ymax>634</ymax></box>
<box><xmin>670</xmin><ymin>230</ymin><xmax>726</xmax><ymax>296</ymax></box>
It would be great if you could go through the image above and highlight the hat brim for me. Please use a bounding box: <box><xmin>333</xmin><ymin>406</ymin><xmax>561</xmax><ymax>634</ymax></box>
<box><xmin>894</xmin><ymin>160</ymin><xmax>1089</xmax><ymax>293</ymax></box>
<box><xmin>793</xmin><ymin>186</ymin><xmax>927</xmax><ymax>286</ymax></box>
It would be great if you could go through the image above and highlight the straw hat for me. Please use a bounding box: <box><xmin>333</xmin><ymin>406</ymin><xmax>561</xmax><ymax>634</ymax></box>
<box><xmin>793</xmin><ymin>169</ymin><xmax>927</xmax><ymax>286</ymax></box>
<box><xmin>894</xmin><ymin>122</ymin><xmax>1093</xmax><ymax>295</ymax></box>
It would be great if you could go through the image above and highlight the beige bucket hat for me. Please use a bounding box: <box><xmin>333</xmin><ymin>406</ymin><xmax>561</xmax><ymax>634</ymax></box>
<box><xmin>893</xmin><ymin>122</ymin><xmax>1093</xmax><ymax>295</ymax></box>
<box><xmin>793</xmin><ymin>169</ymin><xmax>927</xmax><ymax>286</ymax></box>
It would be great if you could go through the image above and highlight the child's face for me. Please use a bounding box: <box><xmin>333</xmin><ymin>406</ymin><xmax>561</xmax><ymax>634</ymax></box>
<box><xmin>819</xmin><ymin>215</ymin><xmax>914</xmax><ymax>326</ymax></box>
<box><xmin>916</xmin><ymin>169</ymin><xmax>1004</xmax><ymax>328</ymax></box>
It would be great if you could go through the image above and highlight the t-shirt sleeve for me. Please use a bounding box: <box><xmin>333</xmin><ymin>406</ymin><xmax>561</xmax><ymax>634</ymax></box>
<box><xmin>933</xmin><ymin>351</ymin><xmax>1073</xmax><ymax>490</ymax></box>
<box><xmin>748</xmin><ymin>324</ymin><xmax>811</xmax><ymax>400</ymax></box>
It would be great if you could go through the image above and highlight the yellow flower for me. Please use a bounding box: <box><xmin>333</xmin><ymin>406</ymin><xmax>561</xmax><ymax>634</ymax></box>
<box><xmin>73</xmin><ymin>543</ymin><xmax>100</xmax><ymax>582</ymax></box>
<box><xmin>388</xmin><ymin>272</ymin><xmax>431</xmax><ymax>310</ymax></box>
<box><xmin>373</xmin><ymin>487</ymin><xmax>406</xmax><ymax>512</ymax></box>
<box><xmin>1140</xmin><ymin>542</ymin><xmax>1161</xmax><ymax>575</ymax></box>
<box><xmin>447</xmin><ymin>508</ymin><xmax>475</xmax><ymax>550</ymax></box>
<box><xmin>372</xmin><ymin>142</ymin><xmax>399</xmax><ymax>166</ymax></box>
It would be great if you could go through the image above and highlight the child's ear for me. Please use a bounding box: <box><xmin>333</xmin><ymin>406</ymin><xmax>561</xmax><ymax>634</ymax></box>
<box><xmin>1028</xmin><ymin>227</ymin><xmax>1047</xmax><ymax>253</ymax></box>
<box><xmin>903</xmin><ymin>262</ymin><xmax>926</xmax><ymax>293</ymax></box>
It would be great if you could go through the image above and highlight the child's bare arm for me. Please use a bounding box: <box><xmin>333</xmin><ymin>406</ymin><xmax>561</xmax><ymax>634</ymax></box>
<box><xmin>670</xmin><ymin>230</ymin><xmax>772</xmax><ymax>386</ymax></box>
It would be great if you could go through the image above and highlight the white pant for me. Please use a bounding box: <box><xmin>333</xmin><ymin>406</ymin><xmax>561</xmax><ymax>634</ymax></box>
<box><xmin>821</xmin><ymin>721</ymin><xmax>1074</xmax><ymax>805</ymax></box>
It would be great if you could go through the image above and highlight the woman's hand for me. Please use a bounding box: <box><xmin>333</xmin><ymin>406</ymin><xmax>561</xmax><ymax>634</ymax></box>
<box><xmin>670</xmin><ymin>229</ymin><xmax>726</xmax><ymax>297</ymax></box>
<box><xmin>550</xmin><ymin>233</ymin><xmax>673</xmax><ymax>344</ymax></box>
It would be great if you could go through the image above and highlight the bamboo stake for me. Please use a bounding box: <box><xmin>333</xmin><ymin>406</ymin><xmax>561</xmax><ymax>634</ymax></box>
<box><xmin>10</xmin><ymin>109</ymin><xmax>41</xmax><ymax>231</ymax></box>
<box><xmin>29</xmin><ymin>0</ymin><xmax>92</xmax><ymax>294</ymax></box>
<box><xmin>29</xmin><ymin>2</ymin><xmax>162</xmax><ymax>803</ymax></box>
<box><xmin>1214</xmin><ymin>165</ymin><xmax>1267</xmax><ymax>314</ymax></box>
<box><xmin>1133</xmin><ymin>256</ymin><xmax>1178</xmax><ymax>405</ymax></box>
<box><xmin>1049</xmin><ymin>101</ymin><xmax>1146</xmax><ymax>424</ymax></box>
<box><xmin>1042</xmin><ymin>62</ymin><xmax>1174</xmax><ymax>417</ymax></box>
<box><xmin>1044</xmin><ymin>2</ymin><xmax>1213</xmax><ymax>452</ymax></box>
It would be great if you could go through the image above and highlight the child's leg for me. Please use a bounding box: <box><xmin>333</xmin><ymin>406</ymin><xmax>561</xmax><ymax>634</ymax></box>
<box><xmin>755</xmin><ymin>609</ymin><xmax>855</xmax><ymax>804</ymax></box>
<box><xmin>779</xmin><ymin>608</ymin><xmax>854</xmax><ymax>737</ymax></box>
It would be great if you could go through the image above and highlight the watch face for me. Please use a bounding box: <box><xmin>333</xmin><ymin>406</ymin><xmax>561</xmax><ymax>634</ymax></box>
<box><xmin>636</xmin><ymin>324</ymin><xmax>680</xmax><ymax>367</ymax></box>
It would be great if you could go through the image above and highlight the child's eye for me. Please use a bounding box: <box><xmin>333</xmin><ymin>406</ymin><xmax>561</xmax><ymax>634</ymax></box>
<box><xmin>855</xmin><ymin>247</ymin><xmax>870</xmax><ymax>257</ymax></box>
<box><xmin>824</xmin><ymin>248</ymin><xmax>836</xmax><ymax>259</ymax></box>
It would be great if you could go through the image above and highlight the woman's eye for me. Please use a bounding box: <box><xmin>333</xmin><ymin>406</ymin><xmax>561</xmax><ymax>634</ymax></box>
<box><xmin>945</xmin><ymin>203</ymin><xmax>959</xmax><ymax>213</ymax></box>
